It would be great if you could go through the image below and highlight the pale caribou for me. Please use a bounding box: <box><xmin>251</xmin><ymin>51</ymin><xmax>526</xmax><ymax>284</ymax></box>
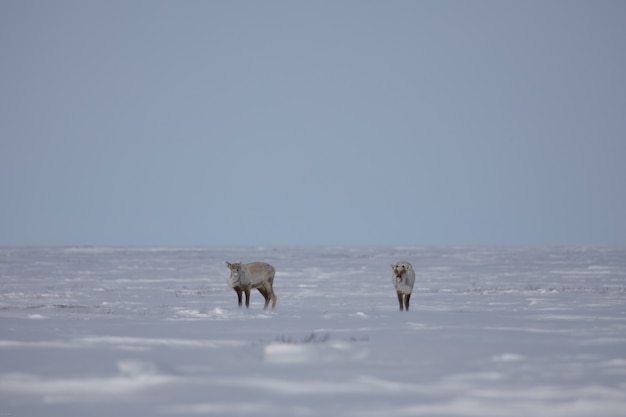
<box><xmin>391</xmin><ymin>261</ymin><xmax>415</xmax><ymax>311</ymax></box>
<box><xmin>226</xmin><ymin>261</ymin><xmax>277</xmax><ymax>309</ymax></box>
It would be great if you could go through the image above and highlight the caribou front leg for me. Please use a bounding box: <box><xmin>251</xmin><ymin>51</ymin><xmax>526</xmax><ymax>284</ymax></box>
<box><xmin>397</xmin><ymin>291</ymin><xmax>404</xmax><ymax>311</ymax></box>
<box><xmin>404</xmin><ymin>293</ymin><xmax>411</xmax><ymax>311</ymax></box>
<box><xmin>244</xmin><ymin>287</ymin><xmax>251</xmax><ymax>308</ymax></box>
<box><xmin>234</xmin><ymin>287</ymin><xmax>243</xmax><ymax>307</ymax></box>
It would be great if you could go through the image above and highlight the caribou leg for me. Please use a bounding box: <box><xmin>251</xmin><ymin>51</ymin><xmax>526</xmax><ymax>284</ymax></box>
<box><xmin>258</xmin><ymin>287</ymin><xmax>270</xmax><ymax>309</ymax></box>
<box><xmin>397</xmin><ymin>291</ymin><xmax>404</xmax><ymax>311</ymax></box>
<box><xmin>244</xmin><ymin>287</ymin><xmax>251</xmax><ymax>308</ymax></box>
<box><xmin>234</xmin><ymin>287</ymin><xmax>243</xmax><ymax>307</ymax></box>
<box><xmin>267</xmin><ymin>279</ymin><xmax>277</xmax><ymax>309</ymax></box>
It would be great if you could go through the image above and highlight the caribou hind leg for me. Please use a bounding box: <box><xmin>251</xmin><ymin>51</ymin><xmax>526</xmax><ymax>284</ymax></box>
<box><xmin>267</xmin><ymin>273</ymin><xmax>277</xmax><ymax>309</ymax></box>
<box><xmin>270</xmin><ymin>291</ymin><xmax>277</xmax><ymax>309</ymax></box>
<box><xmin>257</xmin><ymin>287</ymin><xmax>271</xmax><ymax>309</ymax></box>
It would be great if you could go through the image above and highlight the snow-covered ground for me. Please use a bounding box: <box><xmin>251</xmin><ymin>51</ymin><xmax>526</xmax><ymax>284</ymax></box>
<box><xmin>1</xmin><ymin>246</ymin><xmax>625</xmax><ymax>416</ymax></box>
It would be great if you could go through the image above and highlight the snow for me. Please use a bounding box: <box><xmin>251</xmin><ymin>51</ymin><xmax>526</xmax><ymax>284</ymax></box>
<box><xmin>0</xmin><ymin>246</ymin><xmax>625</xmax><ymax>416</ymax></box>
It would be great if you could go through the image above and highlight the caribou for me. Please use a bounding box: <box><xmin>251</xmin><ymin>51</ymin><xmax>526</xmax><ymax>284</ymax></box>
<box><xmin>226</xmin><ymin>261</ymin><xmax>277</xmax><ymax>309</ymax></box>
<box><xmin>390</xmin><ymin>261</ymin><xmax>415</xmax><ymax>311</ymax></box>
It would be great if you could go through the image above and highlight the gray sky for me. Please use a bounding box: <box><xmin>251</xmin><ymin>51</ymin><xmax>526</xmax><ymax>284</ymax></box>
<box><xmin>1</xmin><ymin>1</ymin><xmax>625</xmax><ymax>246</ymax></box>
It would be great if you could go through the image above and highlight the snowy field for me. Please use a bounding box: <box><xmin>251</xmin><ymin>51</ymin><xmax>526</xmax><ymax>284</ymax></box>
<box><xmin>1</xmin><ymin>246</ymin><xmax>625</xmax><ymax>417</ymax></box>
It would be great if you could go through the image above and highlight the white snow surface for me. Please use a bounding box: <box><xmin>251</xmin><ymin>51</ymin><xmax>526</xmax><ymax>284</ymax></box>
<box><xmin>0</xmin><ymin>246</ymin><xmax>625</xmax><ymax>416</ymax></box>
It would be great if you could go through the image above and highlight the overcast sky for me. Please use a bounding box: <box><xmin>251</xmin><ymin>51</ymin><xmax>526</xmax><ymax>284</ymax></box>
<box><xmin>1</xmin><ymin>1</ymin><xmax>625</xmax><ymax>246</ymax></box>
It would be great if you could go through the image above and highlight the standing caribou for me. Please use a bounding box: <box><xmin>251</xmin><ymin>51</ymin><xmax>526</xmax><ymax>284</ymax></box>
<box><xmin>226</xmin><ymin>261</ymin><xmax>277</xmax><ymax>309</ymax></box>
<box><xmin>391</xmin><ymin>261</ymin><xmax>415</xmax><ymax>311</ymax></box>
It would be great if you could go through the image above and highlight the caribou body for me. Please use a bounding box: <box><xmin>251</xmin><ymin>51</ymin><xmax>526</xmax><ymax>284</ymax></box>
<box><xmin>391</xmin><ymin>261</ymin><xmax>415</xmax><ymax>311</ymax></box>
<box><xmin>226</xmin><ymin>261</ymin><xmax>277</xmax><ymax>309</ymax></box>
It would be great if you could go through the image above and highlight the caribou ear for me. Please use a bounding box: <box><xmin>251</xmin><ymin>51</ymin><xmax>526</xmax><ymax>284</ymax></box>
<box><xmin>226</xmin><ymin>262</ymin><xmax>231</xmax><ymax>268</ymax></box>
<box><xmin>405</xmin><ymin>263</ymin><xmax>412</xmax><ymax>270</ymax></box>
<box><xmin>390</xmin><ymin>264</ymin><xmax>395</xmax><ymax>270</ymax></box>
